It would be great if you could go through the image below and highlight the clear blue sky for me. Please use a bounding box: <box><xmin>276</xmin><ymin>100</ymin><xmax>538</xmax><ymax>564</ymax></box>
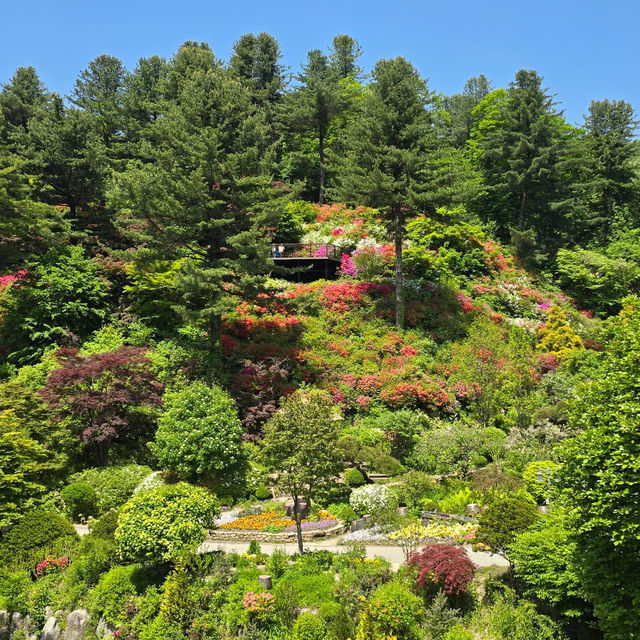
<box><xmin>1</xmin><ymin>0</ymin><xmax>638</xmax><ymax>125</ymax></box>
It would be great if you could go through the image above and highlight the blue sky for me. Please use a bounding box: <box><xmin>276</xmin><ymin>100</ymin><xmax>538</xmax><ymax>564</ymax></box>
<box><xmin>1</xmin><ymin>0</ymin><xmax>638</xmax><ymax>125</ymax></box>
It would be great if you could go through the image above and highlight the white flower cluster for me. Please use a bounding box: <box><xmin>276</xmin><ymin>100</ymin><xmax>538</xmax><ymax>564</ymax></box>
<box><xmin>349</xmin><ymin>484</ymin><xmax>394</xmax><ymax>516</ymax></box>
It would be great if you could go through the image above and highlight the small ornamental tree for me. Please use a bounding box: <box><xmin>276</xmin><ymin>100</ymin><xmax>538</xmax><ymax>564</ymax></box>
<box><xmin>153</xmin><ymin>382</ymin><xmax>245</xmax><ymax>482</ymax></box>
<box><xmin>536</xmin><ymin>305</ymin><xmax>583</xmax><ymax>360</ymax></box>
<box><xmin>408</xmin><ymin>544</ymin><xmax>475</xmax><ymax>597</ymax></box>
<box><xmin>260</xmin><ymin>389</ymin><xmax>342</xmax><ymax>552</ymax></box>
<box><xmin>40</xmin><ymin>346</ymin><xmax>164</xmax><ymax>465</ymax></box>
<box><xmin>476</xmin><ymin>496</ymin><xmax>537</xmax><ymax>559</ymax></box>
<box><xmin>115</xmin><ymin>482</ymin><xmax>219</xmax><ymax>564</ymax></box>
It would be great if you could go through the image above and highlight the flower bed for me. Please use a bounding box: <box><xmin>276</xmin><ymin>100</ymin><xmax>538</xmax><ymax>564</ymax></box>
<box><xmin>208</xmin><ymin>520</ymin><xmax>345</xmax><ymax>542</ymax></box>
<box><xmin>219</xmin><ymin>511</ymin><xmax>295</xmax><ymax>531</ymax></box>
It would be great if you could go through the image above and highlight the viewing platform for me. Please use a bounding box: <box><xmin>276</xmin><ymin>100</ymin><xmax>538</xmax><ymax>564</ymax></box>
<box><xmin>271</xmin><ymin>243</ymin><xmax>342</xmax><ymax>281</ymax></box>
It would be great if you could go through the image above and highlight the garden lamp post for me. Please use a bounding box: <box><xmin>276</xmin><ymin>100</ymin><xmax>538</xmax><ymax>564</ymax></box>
<box><xmin>536</xmin><ymin>467</ymin><xmax>552</xmax><ymax>505</ymax></box>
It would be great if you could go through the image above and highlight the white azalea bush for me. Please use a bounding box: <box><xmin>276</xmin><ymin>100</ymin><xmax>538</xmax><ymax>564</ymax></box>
<box><xmin>350</xmin><ymin>484</ymin><xmax>396</xmax><ymax>516</ymax></box>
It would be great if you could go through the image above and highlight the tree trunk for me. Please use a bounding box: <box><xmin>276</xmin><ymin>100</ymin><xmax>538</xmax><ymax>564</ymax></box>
<box><xmin>518</xmin><ymin>188</ymin><xmax>527</xmax><ymax>232</ymax></box>
<box><xmin>394</xmin><ymin>206</ymin><xmax>404</xmax><ymax>329</ymax></box>
<box><xmin>318</xmin><ymin>133</ymin><xmax>326</xmax><ymax>205</ymax></box>
<box><xmin>294</xmin><ymin>495</ymin><xmax>304</xmax><ymax>554</ymax></box>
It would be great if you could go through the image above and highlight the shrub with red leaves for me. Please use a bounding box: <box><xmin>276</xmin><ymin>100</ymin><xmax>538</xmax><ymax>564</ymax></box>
<box><xmin>41</xmin><ymin>346</ymin><xmax>163</xmax><ymax>465</ymax></box>
<box><xmin>408</xmin><ymin>543</ymin><xmax>475</xmax><ymax>596</ymax></box>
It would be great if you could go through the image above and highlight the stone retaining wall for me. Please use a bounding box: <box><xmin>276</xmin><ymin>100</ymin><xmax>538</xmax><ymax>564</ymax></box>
<box><xmin>208</xmin><ymin>522</ymin><xmax>345</xmax><ymax>543</ymax></box>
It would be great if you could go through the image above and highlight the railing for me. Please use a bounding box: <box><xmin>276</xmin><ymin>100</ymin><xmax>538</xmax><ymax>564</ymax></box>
<box><xmin>270</xmin><ymin>243</ymin><xmax>342</xmax><ymax>260</ymax></box>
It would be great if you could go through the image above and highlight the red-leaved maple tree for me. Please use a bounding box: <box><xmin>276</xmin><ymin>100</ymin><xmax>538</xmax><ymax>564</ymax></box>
<box><xmin>41</xmin><ymin>346</ymin><xmax>164</xmax><ymax>465</ymax></box>
<box><xmin>408</xmin><ymin>543</ymin><xmax>475</xmax><ymax>597</ymax></box>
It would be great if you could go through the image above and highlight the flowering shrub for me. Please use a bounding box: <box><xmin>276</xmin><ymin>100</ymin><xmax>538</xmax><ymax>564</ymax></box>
<box><xmin>283</xmin><ymin>519</ymin><xmax>337</xmax><ymax>532</ymax></box>
<box><xmin>219</xmin><ymin>511</ymin><xmax>295</xmax><ymax>531</ymax></box>
<box><xmin>243</xmin><ymin>591</ymin><xmax>275</xmax><ymax>620</ymax></box>
<box><xmin>350</xmin><ymin>484</ymin><xmax>396</xmax><ymax>515</ymax></box>
<box><xmin>408</xmin><ymin>544</ymin><xmax>475</xmax><ymax>596</ymax></box>
<box><xmin>388</xmin><ymin>522</ymin><xmax>477</xmax><ymax>545</ymax></box>
<box><xmin>36</xmin><ymin>556</ymin><xmax>69</xmax><ymax>577</ymax></box>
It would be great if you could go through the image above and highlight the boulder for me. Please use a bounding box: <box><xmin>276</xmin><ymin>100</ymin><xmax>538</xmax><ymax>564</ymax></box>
<box><xmin>41</xmin><ymin>617</ymin><xmax>60</xmax><ymax>640</ymax></box>
<box><xmin>95</xmin><ymin>617</ymin><xmax>116</xmax><ymax>639</ymax></box>
<box><xmin>0</xmin><ymin>609</ymin><xmax>8</xmax><ymax>640</ymax></box>
<box><xmin>465</xmin><ymin>503</ymin><xmax>482</xmax><ymax>515</ymax></box>
<box><xmin>62</xmin><ymin>610</ymin><xmax>89</xmax><ymax>640</ymax></box>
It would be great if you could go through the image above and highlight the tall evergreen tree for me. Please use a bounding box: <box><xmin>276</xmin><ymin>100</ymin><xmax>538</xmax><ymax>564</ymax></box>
<box><xmin>333</xmin><ymin>57</ymin><xmax>434</xmax><ymax>328</ymax></box>
<box><xmin>579</xmin><ymin>99</ymin><xmax>639</xmax><ymax>238</ymax></box>
<box><xmin>443</xmin><ymin>74</ymin><xmax>491</xmax><ymax>147</ymax></box>
<box><xmin>112</xmin><ymin>48</ymin><xmax>284</xmax><ymax>366</ymax></box>
<box><xmin>229</xmin><ymin>33</ymin><xmax>286</xmax><ymax>105</ymax></box>
<box><xmin>329</xmin><ymin>34</ymin><xmax>363</xmax><ymax>80</ymax></box>
<box><xmin>473</xmin><ymin>70</ymin><xmax>568</xmax><ymax>245</ymax></box>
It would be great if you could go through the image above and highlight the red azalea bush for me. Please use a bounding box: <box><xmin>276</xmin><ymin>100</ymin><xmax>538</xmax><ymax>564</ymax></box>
<box><xmin>408</xmin><ymin>544</ymin><xmax>475</xmax><ymax>596</ymax></box>
<box><xmin>36</xmin><ymin>555</ymin><xmax>69</xmax><ymax>577</ymax></box>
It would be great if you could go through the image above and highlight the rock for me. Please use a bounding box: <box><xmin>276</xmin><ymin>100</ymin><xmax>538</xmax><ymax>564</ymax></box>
<box><xmin>42</xmin><ymin>617</ymin><xmax>60</xmax><ymax>640</ymax></box>
<box><xmin>396</xmin><ymin>506</ymin><xmax>408</xmax><ymax>516</ymax></box>
<box><xmin>0</xmin><ymin>629</ymin><xmax>7</xmax><ymax>640</ymax></box>
<box><xmin>285</xmin><ymin>502</ymin><xmax>309</xmax><ymax>518</ymax></box>
<box><xmin>537</xmin><ymin>505</ymin><xmax>550</xmax><ymax>513</ymax></box>
<box><xmin>0</xmin><ymin>610</ymin><xmax>7</xmax><ymax>640</ymax></box>
<box><xmin>95</xmin><ymin>617</ymin><xmax>116</xmax><ymax>639</ymax></box>
<box><xmin>258</xmin><ymin>575</ymin><xmax>272</xmax><ymax>590</ymax></box>
<box><xmin>11</xmin><ymin>612</ymin><xmax>23</xmax><ymax>632</ymax></box>
<box><xmin>465</xmin><ymin>503</ymin><xmax>482</xmax><ymax>515</ymax></box>
<box><xmin>44</xmin><ymin>607</ymin><xmax>54</xmax><ymax>620</ymax></box>
<box><xmin>62</xmin><ymin>610</ymin><xmax>89</xmax><ymax>640</ymax></box>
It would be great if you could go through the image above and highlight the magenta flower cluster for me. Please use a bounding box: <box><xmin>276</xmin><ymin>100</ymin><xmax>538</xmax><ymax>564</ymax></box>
<box><xmin>284</xmin><ymin>519</ymin><xmax>337</xmax><ymax>532</ymax></box>
<box><xmin>243</xmin><ymin>591</ymin><xmax>275</xmax><ymax>613</ymax></box>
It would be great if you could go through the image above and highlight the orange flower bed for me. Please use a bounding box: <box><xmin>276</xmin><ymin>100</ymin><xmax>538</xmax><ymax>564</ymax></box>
<box><xmin>219</xmin><ymin>511</ymin><xmax>296</xmax><ymax>531</ymax></box>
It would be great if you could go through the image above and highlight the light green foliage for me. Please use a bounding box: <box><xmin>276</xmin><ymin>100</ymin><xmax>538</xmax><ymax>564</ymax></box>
<box><xmin>344</xmin><ymin>467</ymin><xmax>365</xmax><ymax>487</ymax></box>
<box><xmin>293</xmin><ymin>612</ymin><xmax>326</xmax><ymax>640</ymax></box>
<box><xmin>153</xmin><ymin>382</ymin><xmax>245</xmax><ymax>482</ymax></box>
<box><xmin>60</xmin><ymin>481</ymin><xmax>97</xmax><ymax>520</ymax></box>
<box><xmin>557</xmin><ymin>296</ymin><xmax>640</xmax><ymax>637</ymax></box>
<box><xmin>365</xmin><ymin>581</ymin><xmax>424</xmax><ymax>639</ymax></box>
<box><xmin>536</xmin><ymin>306</ymin><xmax>583</xmax><ymax>359</ymax></box>
<box><xmin>556</xmin><ymin>248</ymin><xmax>640</xmax><ymax>316</ymax></box>
<box><xmin>472</xmin><ymin>589</ymin><xmax>565</xmax><ymax>639</ymax></box>
<box><xmin>69</xmin><ymin>464</ymin><xmax>152</xmax><ymax>514</ymax></box>
<box><xmin>66</xmin><ymin>535</ymin><xmax>117</xmax><ymax>586</ymax></box>
<box><xmin>116</xmin><ymin>482</ymin><xmax>219</xmax><ymax>563</ymax></box>
<box><xmin>91</xmin><ymin>564</ymin><xmax>143</xmax><ymax>626</ymax></box>
<box><xmin>509</xmin><ymin>509</ymin><xmax>588</xmax><ymax>619</ymax></box>
<box><xmin>0</xmin><ymin>248</ymin><xmax>110</xmax><ymax>365</ymax></box>
<box><xmin>0</xmin><ymin>569</ymin><xmax>31</xmax><ymax>612</ymax></box>
<box><xmin>260</xmin><ymin>389</ymin><xmax>343</xmax><ymax>551</ymax></box>
<box><xmin>326</xmin><ymin>502</ymin><xmax>358</xmax><ymax>525</ymax></box>
<box><xmin>522</xmin><ymin>460</ymin><xmax>560</xmax><ymax>503</ymax></box>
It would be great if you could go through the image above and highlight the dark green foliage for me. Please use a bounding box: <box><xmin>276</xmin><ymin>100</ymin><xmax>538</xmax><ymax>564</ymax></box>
<box><xmin>91</xmin><ymin>563</ymin><xmax>146</xmax><ymax>626</ymax></box>
<box><xmin>61</xmin><ymin>481</ymin><xmax>97</xmax><ymax>520</ymax></box>
<box><xmin>0</xmin><ymin>509</ymin><xmax>79</xmax><ymax>570</ymax></box>
<box><xmin>89</xmin><ymin>509</ymin><xmax>120</xmax><ymax>540</ymax></box>
<box><xmin>476</xmin><ymin>497</ymin><xmax>537</xmax><ymax>557</ymax></box>
<box><xmin>255</xmin><ymin>486</ymin><xmax>272</xmax><ymax>500</ymax></box>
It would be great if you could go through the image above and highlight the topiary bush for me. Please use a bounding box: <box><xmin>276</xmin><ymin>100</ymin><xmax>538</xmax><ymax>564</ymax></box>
<box><xmin>344</xmin><ymin>467</ymin><xmax>365</xmax><ymax>487</ymax></box>
<box><xmin>255</xmin><ymin>486</ymin><xmax>272</xmax><ymax>500</ymax></box>
<box><xmin>0</xmin><ymin>510</ymin><xmax>79</xmax><ymax>570</ymax></box>
<box><xmin>476</xmin><ymin>496</ymin><xmax>537</xmax><ymax>556</ymax></box>
<box><xmin>152</xmin><ymin>382</ymin><xmax>245</xmax><ymax>482</ymax></box>
<box><xmin>371</xmin><ymin>453</ymin><xmax>405</xmax><ymax>476</ymax></box>
<box><xmin>61</xmin><ymin>482</ymin><xmax>97</xmax><ymax>520</ymax></box>
<box><xmin>116</xmin><ymin>483</ymin><xmax>219</xmax><ymax>563</ymax></box>
<box><xmin>365</xmin><ymin>580</ymin><xmax>424</xmax><ymax>639</ymax></box>
<box><xmin>69</xmin><ymin>465</ymin><xmax>152</xmax><ymax>514</ymax></box>
<box><xmin>293</xmin><ymin>612</ymin><xmax>327</xmax><ymax>640</ymax></box>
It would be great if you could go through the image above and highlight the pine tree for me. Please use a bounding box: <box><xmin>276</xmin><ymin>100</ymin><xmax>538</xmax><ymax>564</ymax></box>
<box><xmin>112</xmin><ymin>44</ymin><xmax>285</xmax><ymax>366</ymax></box>
<box><xmin>473</xmin><ymin>70</ymin><xmax>569</xmax><ymax>248</ymax></box>
<box><xmin>333</xmin><ymin>57</ymin><xmax>434</xmax><ymax>328</ymax></box>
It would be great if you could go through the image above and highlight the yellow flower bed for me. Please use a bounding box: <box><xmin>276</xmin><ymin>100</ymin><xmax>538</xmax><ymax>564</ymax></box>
<box><xmin>387</xmin><ymin>521</ymin><xmax>477</xmax><ymax>543</ymax></box>
<box><xmin>219</xmin><ymin>511</ymin><xmax>295</xmax><ymax>530</ymax></box>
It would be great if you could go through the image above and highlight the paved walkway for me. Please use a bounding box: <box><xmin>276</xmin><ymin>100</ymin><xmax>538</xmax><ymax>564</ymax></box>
<box><xmin>74</xmin><ymin>524</ymin><xmax>508</xmax><ymax>570</ymax></box>
<box><xmin>200</xmin><ymin>538</ymin><xmax>509</xmax><ymax>570</ymax></box>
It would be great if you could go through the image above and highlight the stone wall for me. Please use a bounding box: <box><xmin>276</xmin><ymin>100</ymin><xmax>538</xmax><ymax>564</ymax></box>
<box><xmin>208</xmin><ymin>521</ymin><xmax>344</xmax><ymax>543</ymax></box>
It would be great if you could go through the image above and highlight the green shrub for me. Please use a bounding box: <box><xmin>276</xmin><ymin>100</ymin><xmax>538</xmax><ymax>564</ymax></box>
<box><xmin>337</xmin><ymin>435</ymin><xmax>362</xmax><ymax>462</ymax></box>
<box><xmin>91</xmin><ymin>564</ymin><xmax>144</xmax><ymax>626</ymax></box>
<box><xmin>444</xmin><ymin>625</ymin><xmax>474</xmax><ymax>640</ymax></box>
<box><xmin>66</xmin><ymin>536</ymin><xmax>117</xmax><ymax>586</ymax></box>
<box><xmin>0</xmin><ymin>510</ymin><xmax>79</xmax><ymax>570</ymax></box>
<box><xmin>89</xmin><ymin>509</ymin><xmax>119</xmax><ymax>540</ymax></box>
<box><xmin>116</xmin><ymin>483</ymin><xmax>219</xmax><ymax>563</ymax></box>
<box><xmin>395</xmin><ymin>470</ymin><xmax>436</xmax><ymax>507</ymax></box>
<box><xmin>69</xmin><ymin>465</ymin><xmax>152</xmax><ymax>514</ymax></box>
<box><xmin>326</xmin><ymin>502</ymin><xmax>358</xmax><ymax>525</ymax></box>
<box><xmin>367</xmin><ymin>580</ymin><xmax>424</xmax><ymax>639</ymax></box>
<box><xmin>61</xmin><ymin>482</ymin><xmax>97</xmax><ymax>520</ymax></box>
<box><xmin>372</xmin><ymin>453</ymin><xmax>405</xmax><ymax>476</ymax></box>
<box><xmin>0</xmin><ymin>569</ymin><xmax>31</xmax><ymax>612</ymax></box>
<box><xmin>344</xmin><ymin>467</ymin><xmax>365</xmax><ymax>487</ymax></box>
<box><xmin>266</xmin><ymin>547</ymin><xmax>289</xmax><ymax>579</ymax></box>
<box><xmin>152</xmin><ymin>382</ymin><xmax>245</xmax><ymax>482</ymax></box>
<box><xmin>522</xmin><ymin>460</ymin><xmax>560</xmax><ymax>504</ymax></box>
<box><xmin>477</xmin><ymin>497</ymin><xmax>537</xmax><ymax>556</ymax></box>
<box><xmin>138</xmin><ymin>616</ymin><xmax>187</xmax><ymax>640</ymax></box>
<box><xmin>293</xmin><ymin>612</ymin><xmax>327</xmax><ymax>640</ymax></box>
<box><xmin>255</xmin><ymin>486</ymin><xmax>272</xmax><ymax>500</ymax></box>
